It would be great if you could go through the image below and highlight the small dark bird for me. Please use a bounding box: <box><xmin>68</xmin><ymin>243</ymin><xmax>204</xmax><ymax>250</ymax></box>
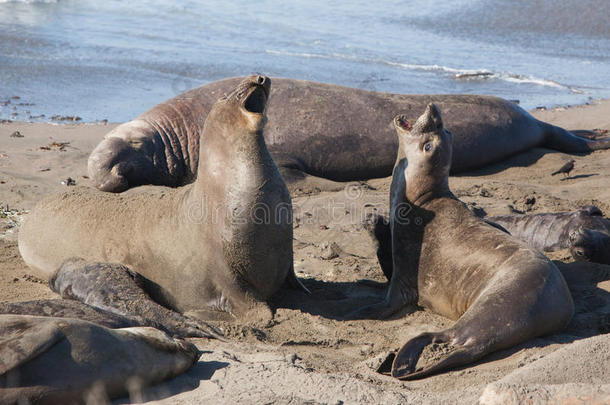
<box><xmin>552</xmin><ymin>159</ymin><xmax>575</xmax><ymax>178</ymax></box>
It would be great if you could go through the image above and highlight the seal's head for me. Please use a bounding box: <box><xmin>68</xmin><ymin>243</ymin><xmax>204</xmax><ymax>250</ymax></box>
<box><xmin>569</xmin><ymin>227</ymin><xmax>610</xmax><ymax>263</ymax></box>
<box><xmin>205</xmin><ymin>75</ymin><xmax>271</xmax><ymax>137</ymax></box>
<box><xmin>88</xmin><ymin>127</ymin><xmax>157</xmax><ymax>193</ymax></box>
<box><xmin>393</xmin><ymin>103</ymin><xmax>453</xmax><ymax>204</ymax></box>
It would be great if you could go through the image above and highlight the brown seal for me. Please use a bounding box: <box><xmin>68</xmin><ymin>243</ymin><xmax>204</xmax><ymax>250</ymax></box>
<box><xmin>88</xmin><ymin>77</ymin><xmax>610</xmax><ymax>193</ymax></box>
<box><xmin>0</xmin><ymin>314</ymin><xmax>199</xmax><ymax>404</ymax></box>
<box><xmin>19</xmin><ymin>75</ymin><xmax>303</xmax><ymax>320</ymax></box>
<box><xmin>350</xmin><ymin>104</ymin><xmax>574</xmax><ymax>380</ymax></box>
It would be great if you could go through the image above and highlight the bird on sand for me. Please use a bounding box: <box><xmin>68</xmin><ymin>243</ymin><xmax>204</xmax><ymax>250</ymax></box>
<box><xmin>552</xmin><ymin>159</ymin><xmax>575</xmax><ymax>178</ymax></box>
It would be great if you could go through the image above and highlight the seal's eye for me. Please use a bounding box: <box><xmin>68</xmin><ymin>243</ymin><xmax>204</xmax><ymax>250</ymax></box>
<box><xmin>424</xmin><ymin>142</ymin><xmax>432</xmax><ymax>152</ymax></box>
<box><xmin>575</xmin><ymin>249</ymin><xmax>584</xmax><ymax>256</ymax></box>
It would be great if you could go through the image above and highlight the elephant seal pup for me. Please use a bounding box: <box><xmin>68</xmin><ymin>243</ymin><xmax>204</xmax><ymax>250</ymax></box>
<box><xmin>0</xmin><ymin>258</ymin><xmax>223</xmax><ymax>338</ymax></box>
<box><xmin>19</xmin><ymin>75</ymin><xmax>302</xmax><ymax>320</ymax></box>
<box><xmin>488</xmin><ymin>206</ymin><xmax>610</xmax><ymax>264</ymax></box>
<box><xmin>88</xmin><ymin>77</ymin><xmax>610</xmax><ymax>193</ymax></box>
<box><xmin>0</xmin><ymin>314</ymin><xmax>198</xmax><ymax>404</ymax></box>
<box><xmin>569</xmin><ymin>227</ymin><xmax>610</xmax><ymax>264</ymax></box>
<box><xmin>0</xmin><ymin>299</ymin><xmax>140</xmax><ymax>330</ymax></box>
<box><xmin>350</xmin><ymin>104</ymin><xmax>574</xmax><ymax>380</ymax></box>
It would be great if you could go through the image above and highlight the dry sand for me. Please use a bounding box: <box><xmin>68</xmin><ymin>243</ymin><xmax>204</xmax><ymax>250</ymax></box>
<box><xmin>0</xmin><ymin>100</ymin><xmax>609</xmax><ymax>404</ymax></box>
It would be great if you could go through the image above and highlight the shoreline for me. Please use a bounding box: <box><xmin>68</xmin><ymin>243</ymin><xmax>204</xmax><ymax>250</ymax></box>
<box><xmin>1</xmin><ymin>93</ymin><xmax>608</xmax><ymax>126</ymax></box>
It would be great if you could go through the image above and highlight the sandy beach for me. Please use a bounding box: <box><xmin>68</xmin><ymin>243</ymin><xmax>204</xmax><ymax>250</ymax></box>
<box><xmin>1</xmin><ymin>100</ymin><xmax>609</xmax><ymax>404</ymax></box>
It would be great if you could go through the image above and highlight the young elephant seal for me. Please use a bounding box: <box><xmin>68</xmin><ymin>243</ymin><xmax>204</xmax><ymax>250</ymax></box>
<box><xmin>0</xmin><ymin>314</ymin><xmax>198</xmax><ymax>404</ymax></box>
<box><xmin>350</xmin><ymin>104</ymin><xmax>574</xmax><ymax>380</ymax></box>
<box><xmin>569</xmin><ymin>227</ymin><xmax>610</xmax><ymax>265</ymax></box>
<box><xmin>488</xmin><ymin>206</ymin><xmax>610</xmax><ymax>264</ymax></box>
<box><xmin>19</xmin><ymin>75</ymin><xmax>302</xmax><ymax>319</ymax></box>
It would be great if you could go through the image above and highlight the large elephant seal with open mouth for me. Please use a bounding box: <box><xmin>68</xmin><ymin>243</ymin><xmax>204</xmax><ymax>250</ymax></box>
<box><xmin>88</xmin><ymin>77</ymin><xmax>610</xmax><ymax>193</ymax></box>
<box><xmin>0</xmin><ymin>314</ymin><xmax>199</xmax><ymax>404</ymax></box>
<box><xmin>19</xmin><ymin>75</ymin><xmax>302</xmax><ymax>320</ymax></box>
<box><xmin>350</xmin><ymin>104</ymin><xmax>574</xmax><ymax>380</ymax></box>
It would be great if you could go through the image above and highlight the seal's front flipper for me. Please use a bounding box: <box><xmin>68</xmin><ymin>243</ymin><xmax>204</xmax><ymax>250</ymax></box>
<box><xmin>391</xmin><ymin>332</ymin><xmax>478</xmax><ymax>380</ymax></box>
<box><xmin>51</xmin><ymin>258</ymin><xmax>223</xmax><ymax>340</ymax></box>
<box><xmin>278</xmin><ymin>166</ymin><xmax>347</xmax><ymax>194</ymax></box>
<box><xmin>345</xmin><ymin>296</ymin><xmax>405</xmax><ymax>320</ymax></box>
<box><xmin>346</xmin><ymin>279</ymin><xmax>417</xmax><ymax>320</ymax></box>
<box><xmin>571</xmin><ymin>129</ymin><xmax>605</xmax><ymax>140</ymax></box>
<box><xmin>283</xmin><ymin>265</ymin><xmax>311</xmax><ymax>294</ymax></box>
<box><xmin>363</xmin><ymin>213</ymin><xmax>393</xmax><ymax>280</ymax></box>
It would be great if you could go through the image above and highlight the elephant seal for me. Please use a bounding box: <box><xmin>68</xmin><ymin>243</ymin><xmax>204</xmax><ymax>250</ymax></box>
<box><xmin>88</xmin><ymin>77</ymin><xmax>610</xmax><ymax>193</ymax></box>
<box><xmin>569</xmin><ymin>227</ymin><xmax>610</xmax><ymax>265</ymax></box>
<box><xmin>488</xmin><ymin>206</ymin><xmax>610</xmax><ymax>264</ymax></box>
<box><xmin>0</xmin><ymin>258</ymin><xmax>223</xmax><ymax>338</ymax></box>
<box><xmin>0</xmin><ymin>314</ymin><xmax>198</xmax><ymax>404</ymax></box>
<box><xmin>19</xmin><ymin>75</ymin><xmax>302</xmax><ymax>320</ymax></box>
<box><xmin>350</xmin><ymin>104</ymin><xmax>574</xmax><ymax>380</ymax></box>
<box><xmin>0</xmin><ymin>299</ymin><xmax>140</xmax><ymax>330</ymax></box>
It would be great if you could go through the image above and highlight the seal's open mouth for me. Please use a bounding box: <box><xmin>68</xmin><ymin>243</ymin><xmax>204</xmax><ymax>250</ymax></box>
<box><xmin>244</xmin><ymin>85</ymin><xmax>268</xmax><ymax>114</ymax></box>
<box><xmin>394</xmin><ymin>115</ymin><xmax>413</xmax><ymax>131</ymax></box>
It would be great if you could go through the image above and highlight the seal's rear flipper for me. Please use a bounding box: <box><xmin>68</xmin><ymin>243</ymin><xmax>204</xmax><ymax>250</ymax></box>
<box><xmin>570</xmin><ymin>129</ymin><xmax>605</xmax><ymax>140</ymax></box>
<box><xmin>390</xmin><ymin>332</ymin><xmax>479</xmax><ymax>380</ymax></box>
<box><xmin>542</xmin><ymin>122</ymin><xmax>610</xmax><ymax>152</ymax></box>
<box><xmin>51</xmin><ymin>258</ymin><xmax>224</xmax><ymax>340</ymax></box>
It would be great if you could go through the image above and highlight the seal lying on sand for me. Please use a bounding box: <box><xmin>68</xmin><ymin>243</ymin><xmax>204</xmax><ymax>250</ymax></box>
<box><xmin>350</xmin><ymin>104</ymin><xmax>574</xmax><ymax>380</ymax></box>
<box><xmin>1</xmin><ymin>258</ymin><xmax>223</xmax><ymax>338</ymax></box>
<box><xmin>488</xmin><ymin>206</ymin><xmax>610</xmax><ymax>264</ymax></box>
<box><xmin>19</xmin><ymin>75</ymin><xmax>302</xmax><ymax>321</ymax></box>
<box><xmin>88</xmin><ymin>77</ymin><xmax>610</xmax><ymax>193</ymax></box>
<box><xmin>0</xmin><ymin>314</ymin><xmax>198</xmax><ymax>404</ymax></box>
<box><xmin>570</xmin><ymin>227</ymin><xmax>610</xmax><ymax>265</ymax></box>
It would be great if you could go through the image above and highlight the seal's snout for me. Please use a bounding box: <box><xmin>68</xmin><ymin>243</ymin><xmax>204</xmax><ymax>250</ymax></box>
<box><xmin>424</xmin><ymin>103</ymin><xmax>443</xmax><ymax>129</ymax></box>
<box><xmin>244</xmin><ymin>76</ymin><xmax>271</xmax><ymax>114</ymax></box>
<box><xmin>406</xmin><ymin>103</ymin><xmax>444</xmax><ymax>135</ymax></box>
<box><xmin>252</xmin><ymin>75</ymin><xmax>270</xmax><ymax>97</ymax></box>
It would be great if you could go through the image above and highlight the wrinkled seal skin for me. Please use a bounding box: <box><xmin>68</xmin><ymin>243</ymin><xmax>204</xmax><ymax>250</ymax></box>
<box><xmin>0</xmin><ymin>314</ymin><xmax>199</xmax><ymax>405</ymax></box>
<box><xmin>88</xmin><ymin>77</ymin><xmax>610</xmax><ymax>193</ymax></box>
<box><xmin>19</xmin><ymin>75</ymin><xmax>301</xmax><ymax>320</ymax></box>
<box><xmin>350</xmin><ymin>104</ymin><xmax>573</xmax><ymax>380</ymax></box>
<box><xmin>488</xmin><ymin>206</ymin><xmax>610</xmax><ymax>264</ymax></box>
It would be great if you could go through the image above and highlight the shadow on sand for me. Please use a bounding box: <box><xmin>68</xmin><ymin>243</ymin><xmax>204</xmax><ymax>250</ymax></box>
<box><xmin>273</xmin><ymin>259</ymin><xmax>610</xmax><ymax>378</ymax></box>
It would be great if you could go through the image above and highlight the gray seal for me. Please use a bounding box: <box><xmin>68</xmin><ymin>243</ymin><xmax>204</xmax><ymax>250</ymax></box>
<box><xmin>88</xmin><ymin>77</ymin><xmax>610</xmax><ymax>193</ymax></box>
<box><xmin>0</xmin><ymin>258</ymin><xmax>224</xmax><ymax>339</ymax></box>
<box><xmin>0</xmin><ymin>314</ymin><xmax>198</xmax><ymax>404</ymax></box>
<box><xmin>350</xmin><ymin>104</ymin><xmax>573</xmax><ymax>380</ymax></box>
<box><xmin>488</xmin><ymin>206</ymin><xmax>610</xmax><ymax>264</ymax></box>
<box><xmin>19</xmin><ymin>75</ymin><xmax>303</xmax><ymax>321</ymax></box>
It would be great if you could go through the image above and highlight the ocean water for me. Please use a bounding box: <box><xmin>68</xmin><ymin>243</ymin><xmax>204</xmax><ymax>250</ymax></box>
<box><xmin>0</xmin><ymin>0</ymin><xmax>609</xmax><ymax>122</ymax></box>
